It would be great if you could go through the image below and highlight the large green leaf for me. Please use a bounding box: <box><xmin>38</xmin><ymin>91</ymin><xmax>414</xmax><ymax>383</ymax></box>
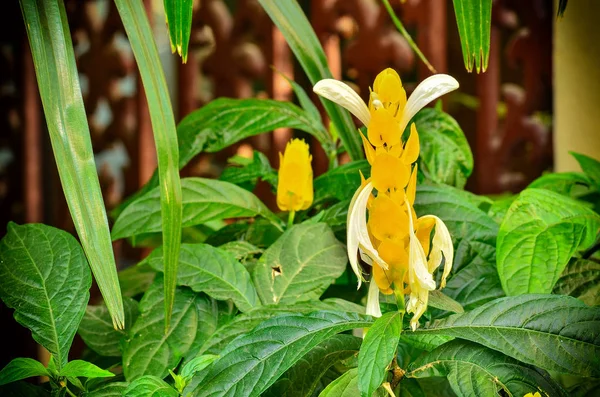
<box><xmin>407</xmin><ymin>340</ymin><xmax>567</xmax><ymax>396</ymax></box>
<box><xmin>20</xmin><ymin>0</ymin><xmax>124</xmax><ymax>329</ymax></box>
<box><xmin>571</xmin><ymin>152</ymin><xmax>600</xmax><ymax>190</ymax></box>
<box><xmin>318</xmin><ymin>368</ymin><xmax>360</xmax><ymax>397</ymax></box>
<box><xmin>553</xmin><ymin>258</ymin><xmax>600</xmax><ymax>306</ymax></box>
<box><xmin>358</xmin><ymin>312</ymin><xmax>402</xmax><ymax>397</ymax></box>
<box><xmin>78</xmin><ymin>297</ymin><xmax>139</xmax><ymax>357</ymax></box>
<box><xmin>252</xmin><ymin>223</ymin><xmax>347</xmax><ymax>305</ymax></box>
<box><xmin>497</xmin><ymin>188</ymin><xmax>600</xmax><ymax>296</ymax></box>
<box><xmin>163</xmin><ymin>0</ymin><xmax>193</xmax><ymax>62</ymax></box>
<box><xmin>452</xmin><ymin>0</ymin><xmax>492</xmax><ymax>72</ymax></box>
<box><xmin>192</xmin><ymin>311</ymin><xmax>373</xmax><ymax>397</ymax></box>
<box><xmin>0</xmin><ymin>358</ymin><xmax>49</xmax><ymax>386</ymax></box>
<box><xmin>123</xmin><ymin>376</ymin><xmax>178</xmax><ymax>397</ymax></box>
<box><xmin>414</xmin><ymin>108</ymin><xmax>473</xmax><ymax>189</ymax></box>
<box><xmin>314</xmin><ymin>160</ymin><xmax>370</xmax><ymax>204</ymax></box>
<box><xmin>413</xmin><ymin>294</ymin><xmax>600</xmax><ymax>377</ymax></box>
<box><xmin>122</xmin><ymin>278</ymin><xmax>202</xmax><ymax>381</ymax></box>
<box><xmin>59</xmin><ymin>360</ymin><xmax>114</xmax><ymax>378</ymax></box>
<box><xmin>414</xmin><ymin>184</ymin><xmax>504</xmax><ymax>310</ymax></box>
<box><xmin>86</xmin><ymin>382</ymin><xmax>128</xmax><ymax>397</ymax></box>
<box><xmin>197</xmin><ymin>299</ymin><xmax>364</xmax><ymax>356</ymax></box>
<box><xmin>114</xmin><ymin>0</ymin><xmax>183</xmax><ymax>330</ymax></box>
<box><xmin>257</xmin><ymin>0</ymin><xmax>362</xmax><ymax>161</ymax></box>
<box><xmin>145</xmin><ymin>243</ymin><xmax>259</xmax><ymax>312</ymax></box>
<box><xmin>0</xmin><ymin>223</ymin><xmax>91</xmax><ymax>369</ymax></box>
<box><xmin>264</xmin><ymin>334</ymin><xmax>362</xmax><ymax>397</ymax></box>
<box><xmin>112</xmin><ymin>178</ymin><xmax>282</xmax><ymax>240</ymax></box>
<box><xmin>528</xmin><ymin>172</ymin><xmax>594</xmax><ymax>199</ymax></box>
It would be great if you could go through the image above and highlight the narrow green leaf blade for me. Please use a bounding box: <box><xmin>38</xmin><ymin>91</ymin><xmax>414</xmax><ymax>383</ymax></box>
<box><xmin>163</xmin><ymin>0</ymin><xmax>193</xmax><ymax>62</ymax></box>
<box><xmin>407</xmin><ymin>340</ymin><xmax>567</xmax><ymax>396</ymax></box>
<box><xmin>413</xmin><ymin>294</ymin><xmax>600</xmax><ymax>377</ymax></box>
<box><xmin>264</xmin><ymin>334</ymin><xmax>362</xmax><ymax>397</ymax></box>
<box><xmin>252</xmin><ymin>223</ymin><xmax>347</xmax><ymax>305</ymax></box>
<box><xmin>20</xmin><ymin>0</ymin><xmax>124</xmax><ymax>330</ymax></box>
<box><xmin>123</xmin><ymin>375</ymin><xmax>178</xmax><ymax>397</ymax></box>
<box><xmin>258</xmin><ymin>0</ymin><xmax>363</xmax><ymax>160</ymax></box>
<box><xmin>192</xmin><ymin>311</ymin><xmax>373</xmax><ymax>397</ymax></box>
<box><xmin>0</xmin><ymin>358</ymin><xmax>49</xmax><ymax>386</ymax></box>
<box><xmin>414</xmin><ymin>108</ymin><xmax>473</xmax><ymax>189</ymax></box>
<box><xmin>0</xmin><ymin>223</ymin><xmax>91</xmax><ymax>369</ymax></box>
<box><xmin>497</xmin><ymin>188</ymin><xmax>600</xmax><ymax>295</ymax></box>
<box><xmin>180</xmin><ymin>354</ymin><xmax>219</xmax><ymax>381</ymax></box>
<box><xmin>145</xmin><ymin>243</ymin><xmax>260</xmax><ymax>312</ymax></box>
<box><xmin>427</xmin><ymin>290</ymin><xmax>464</xmax><ymax>314</ymax></box>
<box><xmin>78</xmin><ymin>297</ymin><xmax>139</xmax><ymax>357</ymax></box>
<box><xmin>358</xmin><ymin>312</ymin><xmax>402</xmax><ymax>397</ymax></box>
<box><xmin>122</xmin><ymin>278</ymin><xmax>202</xmax><ymax>381</ymax></box>
<box><xmin>59</xmin><ymin>360</ymin><xmax>114</xmax><ymax>378</ymax></box>
<box><xmin>112</xmin><ymin>178</ymin><xmax>282</xmax><ymax>240</ymax></box>
<box><xmin>452</xmin><ymin>0</ymin><xmax>492</xmax><ymax>72</ymax></box>
<box><xmin>114</xmin><ymin>0</ymin><xmax>183</xmax><ymax>330</ymax></box>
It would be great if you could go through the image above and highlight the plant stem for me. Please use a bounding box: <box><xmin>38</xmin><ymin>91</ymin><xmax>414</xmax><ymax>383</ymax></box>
<box><xmin>380</xmin><ymin>0</ymin><xmax>437</xmax><ymax>74</ymax></box>
<box><xmin>287</xmin><ymin>211</ymin><xmax>296</xmax><ymax>229</ymax></box>
<box><xmin>64</xmin><ymin>385</ymin><xmax>77</xmax><ymax>397</ymax></box>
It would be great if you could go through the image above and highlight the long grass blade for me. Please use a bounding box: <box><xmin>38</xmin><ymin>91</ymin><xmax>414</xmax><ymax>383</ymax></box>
<box><xmin>163</xmin><ymin>0</ymin><xmax>193</xmax><ymax>63</ymax></box>
<box><xmin>19</xmin><ymin>0</ymin><xmax>124</xmax><ymax>329</ymax></box>
<box><xmin>114</xmin><ymin>0</ymin><xmax>183</xmax><ymax>331</ymax></box>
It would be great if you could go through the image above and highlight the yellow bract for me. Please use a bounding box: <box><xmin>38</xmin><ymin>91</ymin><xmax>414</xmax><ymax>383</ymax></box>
<box><xmin>277</xmin><ymin>139</ymin><xmax>313</xmax><ymax>212</ymax></box>
<box><xmin>523</xmin><ymin>393</ymin><xmax>541</xmax><ymax>397</ymax></box>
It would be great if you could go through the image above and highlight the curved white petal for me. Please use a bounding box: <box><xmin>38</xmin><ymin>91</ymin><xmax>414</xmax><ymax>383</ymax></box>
<box><xmin>398</xmin><ymin>74</ymin><xmax>459</xmax><ymax>133</ymax></box>
<box><xmin>405</xmin><ymin>200</ymin><xmax>436</xmax><ymax>291</ymax></box>
<box><xmin>314</xmin><ymin>79</ymin><xmax>371</xmax><ymax>126</ymax></box>
<box><xmin>347</xmin><ymin>184</ymin><xmax>366</xmax><ymax>289</ymax></box>
<box><xmin>366</xmin><ymin>280</ymin><xmax>382</xmax><ymax>317</ymax></box>
<box><xmin>420</xmin><ymin>215</ymin><xmax>454</xmax><ymax>288</ymax></box>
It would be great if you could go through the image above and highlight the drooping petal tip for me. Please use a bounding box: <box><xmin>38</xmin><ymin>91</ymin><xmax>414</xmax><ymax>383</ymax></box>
<box><xmin>313</xmin><ymin>79</ymin><xmax>371</xmax><ymax>126</ymax></box>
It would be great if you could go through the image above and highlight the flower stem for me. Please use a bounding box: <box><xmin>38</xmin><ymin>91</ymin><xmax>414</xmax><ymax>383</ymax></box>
<box><xmin>287</xmin><ymin>210</ymin><xmax>296</xmax><ymax>229</ymax></box>
<box><xmin>380</xmin><ymin>0</ymin><xmax>437</xmax><ymax>74</ymax></box>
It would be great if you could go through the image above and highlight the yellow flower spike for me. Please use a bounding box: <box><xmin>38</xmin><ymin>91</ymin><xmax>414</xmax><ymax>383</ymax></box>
<box><xmin>406</xmin><ymin>164</ymin><xmax>418</xmax><ymax>205</ymax></box>
<box><xmin>373</xmin><ymin>68</ymin><xmax>407</xmax><ymax>109</ymax></box>
<box><xmin>402</xmin><ymin>124</ymin><xmax>420</xmax><ymax>165</ymax></box>
<box><xmin>372</xmin><ymin>153</ymin><xmax>410</xmax><ymax>193</ymax></box>
<box><xmin>368</xmin><ymin>195</ymin><xmax>409</xmax><ymax>242</ymax></box>
<box><xmin>277</xmin><ymin>139</ymin><xmax>313</xmax><ymax>212</ymax></box>
<box><xmin>415</xmin><ymin>217</ymin><xmax>436</xmax><ymax>257</ymax></box>
<box><xmin>419</xmin><ymin>215</ymin><xmax>454</xmax><ymax>288</ymax></box>
<box><xmin>368</xmin><ymin>107</ymin><xmax>402</xmax><ymax>148</ymax></box>
<box><xmin>373</xmin><ymin>239</ymin><xmax>409</xmax><ymax>294</ymax></box>
<box><xmin>523</xmin><ymin>393</ymin><xmax>541</xmax><ymax>397</ymax></box>
<box><xmin>360</xmin><ymin>131</ymin><xmax>377</xmax><ymax>165</ymax></box>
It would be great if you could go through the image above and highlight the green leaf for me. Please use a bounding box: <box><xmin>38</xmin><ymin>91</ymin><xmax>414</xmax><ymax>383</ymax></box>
<box><xmin>252</xmin><ymin>223</ymin><xmax>347</xmax><ymax>305</ymax></box>
<box><xmin>123</xmin><ymin>376</ymin><xmax>178</xmax><ymax>397</ymax></box>
<box><xmin>118</xmin><ymin>263</ymin><xmax>156</xmax><ymax>298</ymax></box>
<box><xmin>197</xmin><ymin>299</ymin><xmax>363</xmax><ymax>355</ymax></box>
<box><xmin>258</xmin><ymin>0</ymin><xmax>362</xmax><ymax>161</ymax></box>
<box><xmin>277</xmin><ymin>70</ymin><xmax>322</xmax><ymax>124</ymax></box>
<box><xmin>219</xmin><ymin>241</ymin><xmax>263</xmax><ymax>263</ymax></box>
<box><xmin>414</xmin><ymin>108</ymin><xmax>473</xmax><ymax>189</ymax></box>
<box><xmin>487</xmin><ymin>195</ymin><xmax>516</xmax><ymax>224</ymax></box>
<box><xmin>427</xmin><ymin>291</ymin><xmax>464</xmax><ymax>314</ymax></box>
<box><xmin>85</xmin><ymin>382</ymin><xmax>128</xmax><ymax>397</ymax></box>
<box><xmin>399</xmin><ymin>334</ymin><xmax>454</xmax><ymax>353</ymax></box>
<box><xmin>407</xmin><ymin>340</ymin><xmax>567</xmax><ymax>396</ymax></box>
<box><xmin>122</xmin><ymin>278</ymin><xmax>202</xmax><ymax>381</ymax></box>
<box><xmin>0</xmin><ymin>381</ymin><xmax>50</xmax><ymax>397</ymax></box>
<box><xmin>314</xmin><ymin>160</ymin><xmax>370</xmax><ymax>204</ymax></box>
<box><xmin>413</xmin><ymin>294</ymin><xmax>600</xmax><ymax>377</ymax></box>
<box><xmin>78</xmin><ymin>297</ymin><xmax>139</xmax><ymax>357</ymax></box>
<box><xmin>59</xmin><ymin>360</ymin><xmax>113</xmax><ymax>379</ymax></box>
<box><xmin>220</xmin><ymin>151</ymin><xmax>277</xmax><ymax>191</ymax></box>
<box><xmin>358</xmin><ymin>312</ymin><xmax>402</xmax><ymax>397</ymax></box>
<box><xmin>163</xmin><ymin>0</ymin><xmax>193</xmax><ymax>62</ymax></box>
<box><xmin>113</xmin><ymin>178</ymin><xmax>282</xmax><ymax>240</ymax></box>
<box><xmin>528</xmin><ymin>172</ymin><xmax>594</xmax><ymax>198</ymax></box>
<box><xmin>318</xmin><ymin>368</ymin><xmax>360</xmax><ymax>397</ymax></box>
<box><xmin>553</xmin><ymin>258</ymin><xmax>600</xmax><ymax>306</ymax></box>
<box><xmin>414</xmin><ymin>185</ymin><xmax>504</xmax><ymax>310</ymax></box>
<box><xmin>264</xmin><ymin>334</ymin><xmax>362</xmax><ymax>397</ymax></box>
<box><xmin>497</xmin><ymin>188</ymin><xmax>600</xmax><ymax>295</ymax></box>
<box><xmin>145</xmin><ymin>243</ymin><xmax>260</xmax><ymax>312</ymax></box>
<box><xmin>180</xmin><ymin>354</ymin><xmax>219</xmax><ymax>381</ymax></box>
<box><xmin>20</xmin><ymin>0</ymin><xmax>124</xmax><ymax>330</ymax></box>
<box><xmin>571</xmin><ymin>151</ymin><xmax>600</xmax><ymax>189</ymax></box>
<box><xmin>0</xmin><ymin>223</ymin><xmax>91</xmax><ymax>369</ymax></box>
<box><xmin>452</xmin><ymin>0</ymin><xmax>492</xmax><ymax>72</ymax></box>
<box><xmin>114</xmin><ymin>0</ymin><xmax>183</xmax><ymax>331</ymax></box>
<box><xmin>0</xmin><ymin>358</ymin><xmax>49</xmax><ymax>386</ymax></box>
<box><xmin>192</xmin><ymin>311</ymin><xmax>373</xmax><ymax>397</ymax></box>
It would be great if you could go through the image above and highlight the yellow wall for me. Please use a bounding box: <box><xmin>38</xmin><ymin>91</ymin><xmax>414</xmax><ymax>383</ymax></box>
<box><xmin>554</xmin><ymin>0</ymin><xmax>600</xmax><ymax>171</ymax></box>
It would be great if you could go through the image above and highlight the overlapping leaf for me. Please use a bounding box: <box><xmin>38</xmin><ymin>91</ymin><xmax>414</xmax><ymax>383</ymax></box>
<box><xmin>553</xmin><ymin>258</ymin><xmax>600</xmax><ymax>306</ymax></box>
<box><xmin>314</xmin><ymin>161</ymin><xmax>370</xmax><ymax>204</ymax></box>
<box><xmin>123</xmin><ymin>375</ymin><xmax>178</xmax><ymax>397</ymax></box>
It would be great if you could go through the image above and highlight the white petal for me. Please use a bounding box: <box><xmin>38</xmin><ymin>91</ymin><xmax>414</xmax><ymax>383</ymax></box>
<box><xmin>366</xmin><ymin>280</ymin><xmax>382</xmax><ymax>317</ymax></box>
<box><xmin>405</xmin><ymin>199</ymin><xmax>436</xmax><ymax>291</ymax></box>
<box><xmin>398</xmin><ymin>74</ymin><xmax>459</xmax><ymax>133</ymax></box>
<box><xmin>424</xmin><ymin>215</ymin><xmax>454</xmax><ymax>288</ymax></box>
<box><xmin>347</xmin><ymin>184</ymin><xmax>366</xmax><ymax>289</ymax></box>
<box><xmin>314</xmin><ymin>79</ymin><xmax>371</xmax><ymax>126</ymax></box>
